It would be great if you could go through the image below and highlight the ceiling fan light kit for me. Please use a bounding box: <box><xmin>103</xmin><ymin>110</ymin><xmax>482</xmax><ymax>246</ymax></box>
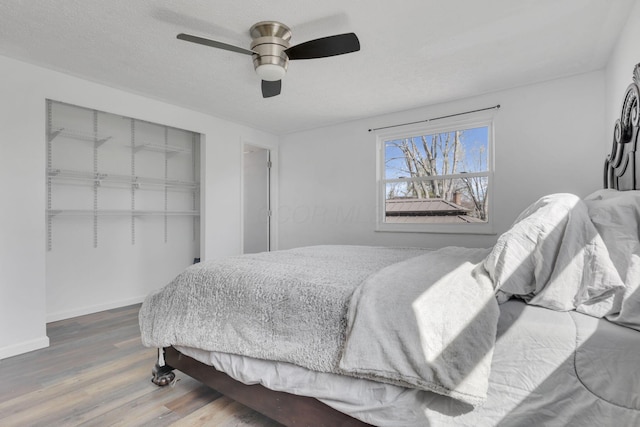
<box><xmin>249</xmin><ymin>21</ymin><xmax>291</xmax><ymax>82</ymax></box>
<box><xmin>177</xmin><ymin>20</ymin><xmax>360</xmax><ymax>98</ymax></box>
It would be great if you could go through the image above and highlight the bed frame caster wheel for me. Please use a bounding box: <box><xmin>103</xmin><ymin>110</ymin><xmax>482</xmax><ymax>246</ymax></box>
<box><xmin>151</xmin><ymin>363</ymin><xmax>175</xmax><ymax>386</ymax></box>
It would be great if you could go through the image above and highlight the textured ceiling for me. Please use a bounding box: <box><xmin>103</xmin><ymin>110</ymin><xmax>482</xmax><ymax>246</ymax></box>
<box><xmin>0</xmin><ymin>0</ymin><xmax>634</xmax><ymax>135</ymax></box>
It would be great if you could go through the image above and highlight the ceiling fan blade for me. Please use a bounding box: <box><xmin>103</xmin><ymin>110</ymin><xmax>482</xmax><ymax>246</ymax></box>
<box><xmin>176</xmin><ymin>33</ymin><xmax>254</xmax><ymax>55</ymax></box>
<box><xmin>285</xmin><ymin>33</ymin><xmax>360</xmax><ymax>60</ymax></box>
<box><xmin>262</xmin><ymin>80</ymin><xmax>282</xmax><ymax>98</ymax></box>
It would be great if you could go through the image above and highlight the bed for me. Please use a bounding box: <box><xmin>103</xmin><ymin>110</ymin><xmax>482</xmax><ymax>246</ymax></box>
<box><xmin>138</xmin><ymin>64</ymin><xmax>640</xmax><ymax>426</ymax></box>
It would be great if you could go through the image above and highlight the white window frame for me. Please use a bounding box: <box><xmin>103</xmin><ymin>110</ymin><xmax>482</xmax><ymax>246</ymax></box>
<box><xmin>375</xmin><ymin>110</ymin><xmax>495</xmax><ymax>234</ymax></box>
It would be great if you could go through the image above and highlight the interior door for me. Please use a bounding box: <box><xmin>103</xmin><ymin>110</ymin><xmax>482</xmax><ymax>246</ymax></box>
<box><xmin>243</xmin><ymin>145</ymin><xmax>270</xmax><ymax>253</ymax></box>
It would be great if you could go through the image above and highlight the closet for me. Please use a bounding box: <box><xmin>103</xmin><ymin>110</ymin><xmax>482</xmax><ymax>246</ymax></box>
<box><xmin>45</xmin><ymin>100</ymin><xmax>200</xmax><ymax>320</ymax></box>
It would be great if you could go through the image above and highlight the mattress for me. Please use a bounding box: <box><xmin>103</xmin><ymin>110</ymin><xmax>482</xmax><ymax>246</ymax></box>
<box><xmin>176</xmin><ymin>300</ymin><xmax>640</xmax><ymax>426</ymax></box>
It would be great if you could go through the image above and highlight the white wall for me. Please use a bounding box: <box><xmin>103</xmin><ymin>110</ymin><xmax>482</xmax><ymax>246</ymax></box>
<box><xmin>605</xmin><ymin>0</ymin><xmax>640</xmax><ymax>150</ymax></box>
<box><xmin>0</xmin><ymin>54</ymin><xmax>278</xmax><ymax>359</ymax></box>
<box><xmin>278</xmin><ymin>71</ymin><xmax>606</xmax><ymax>250</ymax></box>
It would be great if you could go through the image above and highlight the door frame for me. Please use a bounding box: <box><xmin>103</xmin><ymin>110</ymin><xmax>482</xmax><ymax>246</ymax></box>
<box><xmin>241</xmin><ymin>140</ymin><xmax>278</xmax><ymax>253</ymax></box>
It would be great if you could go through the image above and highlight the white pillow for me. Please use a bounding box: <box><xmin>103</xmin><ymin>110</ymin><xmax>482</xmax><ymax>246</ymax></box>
<box><xmin>584</xmin><ymin>189</ymin><xmax>640</xmax><ymax>330</ymax></box>
<box><xmin>484</xmin><ymin>193</ymin><xmax>625</xmax><ymax>315</ymax></box>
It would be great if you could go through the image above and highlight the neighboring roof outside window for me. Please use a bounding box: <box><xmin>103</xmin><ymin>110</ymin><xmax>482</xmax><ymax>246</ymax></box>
<box><xmin>385</xmin><ymin>198</ymin><xmax>484</xmax><ymax>224</ymax></box>
<box><xmin>386</xmin><ymin>197</ymin><xmax>468</xmax><ymax>215</ymax></box>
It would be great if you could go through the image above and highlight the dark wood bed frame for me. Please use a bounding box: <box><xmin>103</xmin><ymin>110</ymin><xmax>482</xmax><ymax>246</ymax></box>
<box><xmin>150</xmin><ymin>63</ymin><xmax>640</xmax><ymax>427</ymax></box>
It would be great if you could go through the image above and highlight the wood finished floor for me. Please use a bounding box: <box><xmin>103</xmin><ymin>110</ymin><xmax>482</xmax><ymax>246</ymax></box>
<box><xmin>0</xmin><ymin>304</ymin><xmax>283</xmax><ymax>427</ymax></box>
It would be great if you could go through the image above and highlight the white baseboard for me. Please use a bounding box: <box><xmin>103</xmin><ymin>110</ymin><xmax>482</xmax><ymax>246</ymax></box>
<box><xmin>46</xmin><ymin>295</ymin><xmax>146</xmax><ymax>323</ymax></box>
<box><xmin>0</xmin><ymin>336</ymin><xmax>50</xmax><ymax>360</ymax></box>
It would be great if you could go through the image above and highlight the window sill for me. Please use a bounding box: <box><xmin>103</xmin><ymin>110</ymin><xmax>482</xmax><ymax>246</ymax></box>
<box><xmin>375</xmin><ymin>222</ymin><xmax>496</xmax><ymax>235</ymax></box>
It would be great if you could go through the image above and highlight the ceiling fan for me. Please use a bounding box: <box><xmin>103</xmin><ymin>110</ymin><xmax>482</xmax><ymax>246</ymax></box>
<box><xmin>177</xmin><ymin>21</ymin><xmax>360</xmax><ymax>98</ymax></box>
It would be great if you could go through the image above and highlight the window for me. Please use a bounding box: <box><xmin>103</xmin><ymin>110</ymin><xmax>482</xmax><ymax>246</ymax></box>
<box><xmin>376</xmin><ymin>113</ymin><xmax>494</xmax><ymax>233</ymax></box>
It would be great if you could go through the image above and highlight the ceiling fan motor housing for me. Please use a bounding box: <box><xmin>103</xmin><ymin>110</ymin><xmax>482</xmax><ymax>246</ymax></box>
<box><xmin>250</xmin><ymin>21</ymin><xmax>291</xmax><ymax>81</ymax></box>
